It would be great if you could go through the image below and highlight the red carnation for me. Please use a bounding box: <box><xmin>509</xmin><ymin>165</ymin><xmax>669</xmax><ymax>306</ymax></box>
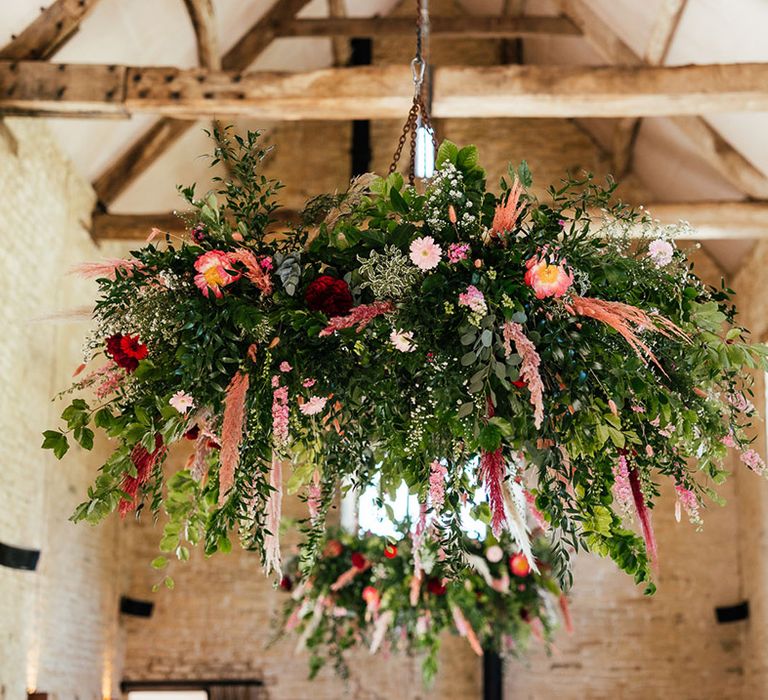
<box><xmin>351</xmin><ymin>552</ymin><xmax>368</xmax><ymax>570</ymax></box>
<box><xmin>427</xmin><ymin>578</ymin><xmax>447</xmax><ymax>596</ymax></box>
<box><xmin>305</xmin><ymin>275</ymin><xmax>353</xmax><ymax>317</ymax></box>
<box><xmin>105</xmin><ymin>333</ymin><xmax>148</xmax><ymax>373</ymax></box>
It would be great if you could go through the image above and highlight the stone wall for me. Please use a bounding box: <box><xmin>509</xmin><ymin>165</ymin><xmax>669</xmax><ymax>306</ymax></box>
<box><xmin>0</xmin><ymin>119</ymin><xmax>124</xmax><ymax>700</ymax></box>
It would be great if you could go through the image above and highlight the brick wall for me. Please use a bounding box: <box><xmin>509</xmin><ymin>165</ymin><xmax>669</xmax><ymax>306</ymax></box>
<box><xmin>0</xmin><ymin>118</ymin><xmax>124</xmax><ymax>700</ymax></box>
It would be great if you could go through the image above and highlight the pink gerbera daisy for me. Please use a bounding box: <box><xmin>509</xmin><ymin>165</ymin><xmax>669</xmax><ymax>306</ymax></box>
<box><xmin>409</xmin><ymin>236</ymin><xmax>442</xmax><ymax>271</ymax></box>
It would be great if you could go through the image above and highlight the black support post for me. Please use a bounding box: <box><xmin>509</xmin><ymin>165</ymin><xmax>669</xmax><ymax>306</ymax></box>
<box><xmin>483</xmin><ymin>649</ymin><xmax>503</xmax><ymax>700</ymax></box>
<box><xmin>349</xmin><ymin>37</ymin><xmax>372</xmax><ymax>177</ymax></box>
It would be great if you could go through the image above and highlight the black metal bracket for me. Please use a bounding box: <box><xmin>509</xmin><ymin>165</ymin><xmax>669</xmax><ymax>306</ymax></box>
<box><xmin>715</xmin><ymin>600</ymin><xmax>750</xmax><ymax>623</ymax></box>
<box><xmin>0</xmin><ymin>541</ymin><xmax>40</xmax><ymax>571</ymax></box>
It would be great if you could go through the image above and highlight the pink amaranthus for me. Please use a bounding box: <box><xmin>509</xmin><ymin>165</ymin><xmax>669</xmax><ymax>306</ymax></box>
<box><xmin>319</xmin><ymin>301</ymin><xmax>396</xmax><ymax>336</ymax></box>
<box><xmin>502</xmin><ymin>321</ymin><xmax>545</xmax><ymax>429</ymax></box>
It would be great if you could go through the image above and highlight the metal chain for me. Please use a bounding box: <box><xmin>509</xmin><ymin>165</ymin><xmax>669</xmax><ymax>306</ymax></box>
<box><xmin>388</xmin><ymin>0</ymin><xmax>435</xmax><ymax>184</ymax></box>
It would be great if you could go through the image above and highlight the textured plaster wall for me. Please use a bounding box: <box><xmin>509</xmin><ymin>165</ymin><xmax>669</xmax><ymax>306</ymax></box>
<box><xmin>0</xmin><ymin>118</ymin><xmax>124</xmax><ymax>699</ymax></box>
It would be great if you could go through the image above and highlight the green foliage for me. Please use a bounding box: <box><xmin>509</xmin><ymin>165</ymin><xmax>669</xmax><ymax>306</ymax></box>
<box><xmin>44</xmin><ymin>128</ymin><xmax>768</xmax><ymax>597</ymax></box>
<box><xmin>273</xmin><ymin>527</ymin><xmax>564</xmax><ymax>684</ymax></box>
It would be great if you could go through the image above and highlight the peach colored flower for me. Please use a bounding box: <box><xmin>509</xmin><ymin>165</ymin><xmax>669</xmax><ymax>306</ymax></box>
<box><xmin>194</xmin><ymin>250</ymin><xmax>239</xmax><ymax>298</ymax></box>
<box><xmin>409</xmin><ymin>236</ymin><xmax>442</xmax><ymax>271</ymax></box>
<box><xmin>524</xmin><ymin>257</ymin><xmax>573</xmax><ymax>299</ymax></box>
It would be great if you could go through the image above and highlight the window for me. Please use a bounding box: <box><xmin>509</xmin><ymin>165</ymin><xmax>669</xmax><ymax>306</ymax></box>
<box><xmin>356</xmin><ymin>476</ymin><xmax>487</xmax><ymax>539</ymax></box>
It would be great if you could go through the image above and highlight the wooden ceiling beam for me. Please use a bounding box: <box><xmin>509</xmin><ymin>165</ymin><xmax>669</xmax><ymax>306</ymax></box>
<box><xmin>0</xmin><ymin>0</ymin><xmax>102</xmax><ymax>60</ymax></box>
<box><xmin>279</xmin><ymin>15</ymin><xmax>580</xmax><ymax>39</ymax></box>
<box><xmin>92</xmin><ymin>0</ymin><xmax>313</xmax><ymax>208</ymax></box>
<box><xmin>558</xmin><ymin>0</ymin><xmax>768</xmax><ymax>198</ymax></box>
<box><xmin>6</xmin><ymin>62</ymin><xmax>768</xmax><ymax>120</ymax></box>
<box><xmin>92</xmin><ymin>201</ymin><xmax>768</xmax><ymax>242</ymax></box>
<box><xmin>92</xmin><ymin>210</ymin><xmax>299</xmax><ymax>241</ymax></box>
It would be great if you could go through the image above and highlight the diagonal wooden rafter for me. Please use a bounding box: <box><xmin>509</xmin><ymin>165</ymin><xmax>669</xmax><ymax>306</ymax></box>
<box><xmin>0</xmin><ymin>0</ymin><xmax>102</xmax><ymax>60</ymax></box>
<box><xmin>183</xmin><ymin>0</ymin><xmax>220</xmax><ymax>70</ymax></box>
<box><xmin>559</xmin><ymin>0</ymin><xmax>768</xmax><ymax>198</ymax></box>
<box><xmin>92</xmin><ymin>0</ymin><xmax>313</xmax><ymax>209</ymax></box>
<box><xmin>612</xmin><ymin>0</ymin><xmax>687</xmax><ymax>176</ymax></box>
<box><xmin>328</xmin><ymin>0</ymin><xmax>349</xmax><ymax>68</ymax></box>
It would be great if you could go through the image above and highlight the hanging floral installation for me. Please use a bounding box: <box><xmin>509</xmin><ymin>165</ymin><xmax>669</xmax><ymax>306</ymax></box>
<box><xmin>271</xmin><ymin>524</ymin><xmax>566</xmax><ymax>684</ymax></box>
<box><xmin>43</xmin><ymin>129</ymin><xmax>768</xmax><ymax>593</ymax></box>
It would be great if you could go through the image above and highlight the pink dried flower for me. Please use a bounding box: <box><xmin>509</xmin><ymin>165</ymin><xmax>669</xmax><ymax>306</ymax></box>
<box><xmin>300</xmin><ymin>395</ymin><xmax>327</xmax><ymax>416</ymax></box>
<box><xmin>629</xmin><ymin>465</ymin><xmax>658</xmax><ymax>569</ymax></box>
<box><xmin>302</xmin><ymin>378</ymin><xmax>316</xmax><ymax>388</ymax></box>
<box><xmin>272</xmin><ymin>385</ymin><xmax>290</xmax><ymax>446</ymax></box>
<box><xmin>70</xmin><ymin>258</ymin><xmax>143</xmax><ymax>280</ymax></box>
<box><xmin>228</xmin><ymin>248</ymin><xmax>272</xmax><ymax>296</ymax></box>
<box><xmin>260</xmin><ymin>256</ymin><xmax>273</xmax><ymax>271</ymax></box>
<box><xmin>480</xmin><ymin>447</ymin><xmax>507</xmax><ymax>536</ymax></box>
<box><xmin>502</xmin><ymin>322</ymin><xmax>544</xmax><ymax>429</ymax></box>
<box><xmin>612</xmin><ymin>453</ymin><xmax>632</xmax><ymax>512</ymax></box>
<box><xmin>458</xmin><ymin>285</ymin><xmax>487</xmax><ymax>315</ymax></box>
<box><xmin>218</xmin><ymin>371</ymin><xmax>250</xmax><ymax>504</ymax></box>
<box><xmin>722</xmin><ymin>433</ymin><xmax>737</xmax><ymax>448</ymax></box>
<box><xmin>491</xmin><ymin>177</ymin><xmax>524</xmax><ymax>237</ymax></box>
<box><xmin>319</xmin><ymin>301</ymin><xmax>395</xmax><ymax>337</ymax></box>
<box><xmin>675</xmin><ymin>484</ymin><xmax>701</xmax><ymax>525</ymax></box>
<box><xmin>409</xmin><ymin>236</ymin><xmax>442</xmax><ymax>271</ymax></box>
<box><xmin>279</xmin><ymin>361</ymin><xmax>292</xmax><ymax>373</ymax></box>
<box><xmin>429</xmin><ymin>460</ymin><xmax>447</xmax><ymax>513</ymax></box>
<box><xmin>741</xmin><ymin>448</ymin><xmax>766</xmax><ymax>475</ymax></box>
<box><xmin>447</xmin><ymin>242</ymin><xmax>470</xmax><ymax>263</ymax></box>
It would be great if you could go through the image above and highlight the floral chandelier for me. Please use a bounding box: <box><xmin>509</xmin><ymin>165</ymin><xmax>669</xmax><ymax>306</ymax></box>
<box><xmin>44</xmin><ymin>1</ymin><xmax>768</xmax><ymax>600</ymax></box>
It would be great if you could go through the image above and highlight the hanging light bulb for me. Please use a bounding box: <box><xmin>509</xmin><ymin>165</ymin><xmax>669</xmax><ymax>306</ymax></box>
<box><xmin>414</xmin><ymin>118</ymin><xmax>435</xmax><ymax>180</ymax></box>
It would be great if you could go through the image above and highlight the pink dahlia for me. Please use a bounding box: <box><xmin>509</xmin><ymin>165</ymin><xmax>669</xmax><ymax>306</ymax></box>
<box><xmin>300</xmin><ymin>395</ymin><xmax>328</xmax><ymax>416</ymax></box>
<box><xmin>193</xmin><ymin>250</ymin><xmax>239</xmax><ymax>298</ymax></box>
<box><xmin>648</xmin><ymin>239</ymin><xmax>674</xmax><ymax>267</ymax></box>
<box><xmin>524</xmin><ymin>257</ymin><xmax>573</xmax><ymax>299</ymax></box>
<box><xmin>409</xmin><ymin>236</ymin><xmax>442</xmax><ymax>271</ymax></box>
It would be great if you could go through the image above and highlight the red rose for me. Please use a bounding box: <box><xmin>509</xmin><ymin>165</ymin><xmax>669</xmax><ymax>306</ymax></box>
<box><xmin>427</xmin><ymin>578</ymin><xmax>447</xmax><ymax>596</ymax></box>
<box><xmin>305</xmin><ymin>275</ymin><xmax>353</xmax><ymax>317</ymax></box>
<box><xmin>351</xmin><ymin>552</ymin><xmax>368</xmax><ymax>570</ymax></box>
<box><xmin>105</xmin><ymin>333</ymin><xmax>148</xmax><ymax>373</ymax></box>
